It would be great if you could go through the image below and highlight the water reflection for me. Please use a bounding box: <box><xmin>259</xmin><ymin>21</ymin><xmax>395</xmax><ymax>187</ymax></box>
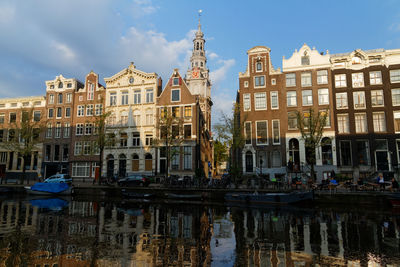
<box><xmin>0</xmin><ymin>198</ymin><xmax>399</xmax><ymax>266</ymax></box>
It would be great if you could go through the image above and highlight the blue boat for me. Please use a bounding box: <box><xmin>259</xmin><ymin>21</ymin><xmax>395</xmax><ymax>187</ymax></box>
<box><xmin>29</xmin><ymin>197</ymin><xmax>69</xmax><ymax>211</ymax></box>
<box><xmin>25</xmin><ymin>182</ymin><xmax>73</xmax><ymax>195</ymax></box>
<box><xmin>225</xmin><ymin>191</ymin><xmax>313</xmax><ymax>205</ymax></box>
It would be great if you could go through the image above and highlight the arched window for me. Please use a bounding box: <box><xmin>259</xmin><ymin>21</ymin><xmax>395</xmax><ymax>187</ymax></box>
<box><xmin>145</xmin><ymin>109</ymin><xmax>153</xmax><ymax>125</ymax></box>
<box><xmin>106</xmin><ymin>154</ymin><xmax>114</xmax><ymax>178</ymax></box>
<box><xmin>120</xmin><ymin>111</ymin><xmax>128</xmax><ymax>126</ymax></box>
<box><xmin>196</xmin><ymin>42</ymin><xmax>199</xmax><ymax>50</ymax></box>
<box><xmin>145</xmin><ymin>153</ymin><xmax>152</xmax><ymax>171</ymax></box>
<box><xmin>133</xmin><ymin>110</ymin><xmax>141</xmax><ymax>127</ymax></box>
<box><xmin>132</xmin><ymin>153</ymin><xmax>139</xmax><ymax>171</ymax></box>
<box><xmin>321</xmin><ymin>137</ymin><xmax>332</xmax><ymax>165</ymax></box>
<box><xmin>119</xmin><ymin>154</ymin><xmax>127</xmax><ymax>177</ymax></box>
<box><xmin>58</xmin><ymin>82</ymin><xmax>63</xmax><ymax>89</ymax></box>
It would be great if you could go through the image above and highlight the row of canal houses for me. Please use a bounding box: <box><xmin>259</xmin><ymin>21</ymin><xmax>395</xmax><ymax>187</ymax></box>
<box><xmin>236</xmin><ymin>45</ymin><xmax>400</xmax><ymax>181</ymax></box>
<box><xmin>0</xmin><ymin>21</ymin><xmax>213</xmax><ymax>181</ymax></box>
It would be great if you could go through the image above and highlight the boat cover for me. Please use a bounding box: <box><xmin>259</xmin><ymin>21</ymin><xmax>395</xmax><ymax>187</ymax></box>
<box><xmin>31</xmin><ymin>182</ymin><xmax>69</xmax><ymax>193</ymax></box>
<box><xmin>30</xmin><ymin>198</ymin><xmax>69</xmax><ymax>210</ymax></box>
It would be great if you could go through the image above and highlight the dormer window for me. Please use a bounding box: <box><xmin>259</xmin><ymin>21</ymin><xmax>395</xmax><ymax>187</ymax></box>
<box><xmin>50</xmin><ymin>85</ymin><xmax>54</xmax><ymax>89</ymax></box>
<box><xmin>352</xmin><ymin>56</ymin><xmax>362</xmax><ymax>64</ymax></box>
<box><xmin>58</xmin><ymin>82</ymin><xmax>63</xmax><ymax>89</ymax></box>
<box><xmin>256</xmin><ymin>62</ymin><xmax>262</xmax><ymax>72</ymax></box>
<box><xmin>301</xmin><ymin>51</ymin><xmax>310</xmax><ymax>65</ymax></box>
<box><xmin>173</xmin><ymin>77</ymin><xmax>180</xmax><ymax>86</ymax></box>
<box><xmin>67</xmin><ymin>83</ymin><xmax>72</xmax><ymax>88</ymax></box>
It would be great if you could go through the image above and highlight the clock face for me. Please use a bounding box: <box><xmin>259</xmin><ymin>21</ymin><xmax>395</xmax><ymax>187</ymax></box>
<box><xmin>129</xmin><ymin>77</ymin><xmax>134</xmax><ymax>84</ymax></box>
<box><xmin>192</xmin><ymin>71</ymin><xmax>199</xmax><ymax>78</ymax></box>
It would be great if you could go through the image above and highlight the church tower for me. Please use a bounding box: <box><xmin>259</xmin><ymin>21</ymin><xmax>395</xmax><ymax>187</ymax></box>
<box><xmin>185</xmin><ymin>11</ymin><xmax>212</xmax><ymax>130</ymax></box>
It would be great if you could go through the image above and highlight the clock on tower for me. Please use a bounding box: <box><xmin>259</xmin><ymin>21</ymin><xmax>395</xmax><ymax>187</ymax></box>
<box><xmin>192</xmin><ymin>70</ymin><xmax>199</xmax><ymax>78</ymax></box>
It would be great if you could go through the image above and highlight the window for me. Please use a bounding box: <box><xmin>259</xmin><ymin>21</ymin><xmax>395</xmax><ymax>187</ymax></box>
<box><xmin>245</xmin><ymin>122</ymin><xmax>251</xmax><ymax>144</ymax></box>
<box><xmin>254</xmin><ymin>76</ymin><xmax>265</xmax><ymax>87</ymax></box>
<box><xmin>56</xmin><ymin>107</ymin><xmax>62</xmax><ymax>118</ymax></box>
<box><xmin>356</xmin><ymin>140</ymin><xmax>370</xmax><ymax>166</ymax></box>
<box><xmin>184</xmin><ymin>106</ymin><xmax>192</xmax><ymax>118</ymax></box>
<box><xmin>184</xmin><ymin>124</ymin><xmax>191</xmax><ymax>139</ymax></box>
<box><xmin>321</xmin><ymin>137</ymin><xmax>332</xmax><ymax>165</ymax></box>
<box><xmin>87</xmin><ymin>83</ymin><xmax>94</xmax><ymax>100</ymax></box>
<box><xmin>55</xmin><ymin>123</ymin><xmax>61</xmax><ymax>138</ymax></box>
<box><xmin>110</xmin><ymin>93</ymin><xmax>117</xmax><ymax>106</ymax></box>
<box><xmin>86</xmin><ymin>104</ymin><xmax>93</xmax><ymax>116</ymax></box>
<box><xmin>0</xmin><ymin>130</ymin><xmax>3</xmax><ymax>142</ymax></box>
<box><xmin>77</xmin><ymin>105</ymin><xmax>84</xmax><ymax>116</ymax></box>
<box><xmin>95</xmin><ymin>104</ymin><xmax>103</xmax><ymax>115</ymax></box>
<box><xmin>254</xmin><ymin>93</ymin><xmax>267</xmax><ymax>110</ymax></box>
<box><xmin>256</xmin><ymin>62</ymin><xmax>262</xmax><ymax>72</ymax></box>
<box><xmin>370</xmin><ymin>71</ymin><xmax>382</xmax><ymax>85</ymax></box>
<box><xmin>58</xmin><ymin>82</ymin><xmax>63</xmax><ymax>89</ymax></box>
<box><xmin>79</xmin><ymin>96</ymin><xmax>83</xmax><ymax>101</ymax></box>
<box><xmin>353</xmin><ymin>91</ymin><xmax>366</xmax><ymax>109</ymax></box>
<box><xmin>54</xmin><ymin>145</ymin><xmax>60</xmax><ymax>161</ymax></box>
<box><xmin>288</xmin><ymin>112</ymin><xmax>297</xmax><ymax>130</ymax></box>
<box><xmin>270</xmin><ymin>91</ymin><xmax>278</xmax><ymax>109</ymax></box>
<box><xmin>33</xmin><ymin>111</ymin><xmax>41</xmax><ymax>122</ymax></box>
<box><xmin>49</xmin><ymin>94</ymin><xmax>54</xmax><ymax>104</ymax></box>
<box><xmin>146</xmin><ymin>89</ymin><xmax>153</xmax><ymax>103</ymax></box>
<box><xmin>337</xmin><ymin>114</ymin><xmax>349</xmax><ymax>134</ymax></box>
<box><xmin>132</xmin><ymin>132</ymin><xmax>140</xmax><ymax>147</ymax></box>
<box><xmin>335</xmin><ymin>74</ymin><xmax>346</xmax><ymax>88</ymax></box>
<box><xmin>171</xmin><ymin>89</ymin><xmax>180</xmax><ymax>102</ymax></box>
<box><xmin>85</xmin><ymin>123</ymin><xmax>93</xmax><ymax>135</ymax></box>
<box><xmin>287</xmin><ymin>91</ymin><xmax>297</xmax><ymax>107</ymax></box>
<box><xmin>73</xmin><ymin>142</ymin><xmax>82</xmax><ymax>156</ymax></box>
<box><xmin>65</xmin><ymin>107</ymin><xmax>71</xmax><ymax>118</ymax></box>
<box><xmin>272</xmin><ymin>151</ymin><xmax>281</xmax><ymax>167</ymax></box>
<box><xmin>302</xmin><ymin>90</ymin><xmax>313</xmax><ymax>106</ymax></box>
<box><xmin>45</xmin><ymin>145</ymin><xmax>51</xmax><ymax>161</ymax></box>
<box><xmin>173</xmin><ymin>77</ymin><xmax>180</xmax><ymax>86</ymax></box>
<box><xmin>352</xmin><ymin>73</ymin><xmax>364</xmax><ymax>88</ymax></box>
<box><xmin>318</xmin><ymin>89</ymin><xmax>329</xmax><ymax>105</ymax></box>
<box><xmin>66</xmin><ymin>93</ymin><xmax>72</xmax><ymax>103</ymax></box>
<box><xmin>394</xmin><ymin>112</ymin><xmax>400</xmax><ymax>133</ymax></box>
<box><xmin>355</xmin><ymin>113</ymin><xmax>367</xmax><ymax>133</ymax></box>
<box><xmin>336</xmin><ymin>93</ymin><xmax>348</xmax><ymax>109</ymax></box>
<box><xmin>58</xmin><ymin>93</ymin><xmax>63</xmax><ymax>104</ymax></box>
<box><xmin>121</xmin><ymin>91</ymin><xmax>129</xmax><ymax>105</ymax></box>
<box><xmin>76</xmin><ymin>124</ymin><xmax>83</xmax><ymax>135</ymax></box>
<box><xmin>133</xmin><ymin>111</ymin><xmax>140</xmax><ymax>126</ymax></box>
<box><xmin>48</xmin><ymin>109</ymin><xmax>54</xmax><ymax>118</ymax></box>
<box><xmin>64</xmin><ymin>123</ymin><xmax>70</xmax><ymax>138</ymax></box>
<box><xmin>272</xmin><ymin>120</ymin><xmax>280</xmax><ymax>145</ymax></box>
<box><xmin>371</xmin><ymin>90</ymin><xmax>384</xmax><ymax>107</ymax></box>
<box><xmin>286</xmin><ymin>73</ymin><xmax>296</xmax><ymax>87</ymax></box>
<box><xmin>120</xmin><ymin>112</ymin><xmax>128</xmax><ymax>126</ymax></box>
<box><xmin>120</xmin><ymin>133</ymin><xmax>128</xmax><ymax>147</ymax></box>
<box><xmin>145</xmin><ymin>109</ymin><xmax>153</xmax><ymax>125</ymax></box>
<box><xmin>317</xmin><ymin>70</ymin><xmax>328</xmax><ymax>85</ymax></box>
<box><xmin>392</xmin><ymin>89</ymin><xmax>400</xmax><ymax>106</ymax></box>
<box><xmin>184</xmin><ymin>146</ymin><xmax>192</xmax><ymax>170</ymax></box>
<box><xmin>171</xmin><ymin>147</ymin><xmax>180</xmax><ymax>170</ymax></box>
<box><xmin>243</xmin><ymin>94</ymin><xmax>251</xmax><ymax>111</ymax></box>
<box><xmin>0</xmin><ymin>114</ymin><xmax>4</xmax><ymax>124</ymax></box>
<box><xmin>390</xmin><ymin>69</ymin><xmax>400</xmax><ymax>83</ymax></box>
<box><xmin>339</xmin><ymin>140</ymin><xmax>352</xmax><ymax>166</ymax></box>
<box><xmin>256</xmin><ymin>121</ymin><xmax>267</xmax><ymax>145</ymax></box>
<box><xmin>145</xmin><ymin>134</ymin><xmax>153</xmax><ymax>146</ymax></box>
<box><xmin>301</xmin><ymin>56</ymin><xmax>310</xmax><ymax>65</ymax></box>
<box><xmin>72</xmin><ymin>162</ymin><xmax>91</xmax><ymax>177</ymax></box>
<box><xmin>301</xmin><ymin>72</ymin><xmax>312</xmax><ymax>87</ymax></box>
<box><xmin>46</xmin><ymin>124</ymin><xmax>52</xmax><ymax>138</ymax></box>
<box><xmin>373</xmin><ymin>112</ymin><xmax>386</xmax><ymax>132</ymax></box>
<box><xmin>172</xmin><ymin>106</ymin><xmax>180</xmax><ymax>117</ymax></box>
<box><xmin>244</xmin><ymin>81</ymin><xmax>249</xmax><ymax>88</ymax></box>
<box><xmin>271</xmin><ymin>78</ymin><xmax>276</xmax><ymax>85</ymax></box>
<box><xmin>320</xmin><ymin>109</ymin><xmax>331</xmax><ymax>127</ymax></box>
<box><xmin>172</xmin><ymin>125</ymin><xmax>179</xmax><ymax>138</ymax></box>
<box><xmin>9</xmin><ymin>113</ymin><xmax>16</xmax><ymax>123</ymax></box>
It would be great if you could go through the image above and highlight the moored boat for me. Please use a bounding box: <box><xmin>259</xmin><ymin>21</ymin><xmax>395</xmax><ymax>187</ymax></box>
<box><xmin>165</xmin><ymin>193</ymin><xmax>203</xmax><ymax>200</ymax></box>
<box><xmin>121</xmin><ymin>189</ymin><xmax>154</xmax><ymax>199</ymax></box>
<box><xmin>225</xmin><ymin>191</ymin><xmax>313</xmax><ymax>205</ymax></box>
<box><xmin>25</xmin><ymin>182</ymin><xmax>73</xmax><ymax>196</ymax></box>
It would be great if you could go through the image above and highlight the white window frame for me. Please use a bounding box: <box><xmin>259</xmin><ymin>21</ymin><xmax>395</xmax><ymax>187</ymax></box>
<box><xmin>272</xmin><ymin>120</ymin><xmax>280</xmax><ymax>145</ymax></box>
<box><xmin>65</xmin><ymin>107</ymin><xmax>71</xmax><ymax>118</ymax></box>
<box><xmin>302</xmin><ymin>90</ymin><xmax>313</xmax><ymax>106</ymax></box>
<box><xmin>337</xmin><ymin>114</ymin><xmax>349</xmax><ymax>134</ymax></box>
<box><xmin>270</xmin><ymin>91</ymin><xmax>279</xmax><ymax>109</ymax></box>
<box><xmin>335</xmin><ymin>74</ymin><xmax>347</xmax><ymax>88</ymax></box>
<box><xmin>255</xmin><ymin>120</ymin><xmax>268</xmax><ymax>145</ymax></box>
<box><xmin>77</xmin><ymin>105</ymin><xmax>84</xmax><ymax>117</ymax></box>
<box><xmin>336</xmin><ymin>92</ymin><xmax>348</xmax><ymax>109</ymax></box>
<box><xmin>352</xmin><ymin>72</ymin><xmax>364</xmax><ymax>88</ymax></box>
<box><xmin>317</xmin><ymin>70</ymin><xmax>328</xmax><ymax>85</ymax></box>
<box><xmin>286</xmin><ymin>73</ymin><xmax>296</xmax><ymax>87</ymax></box>
<box><xmin>369</xmin><ymin>71</ymin><xmax>382</xmax><ymax>85</ymax></box>
<box><xmin>55</xmin><ymin>122</ymin><xmax>61</xmax><ymax>138</ymax></box>
<box><xmin>394</xmin><ymin>111</ymin><xmax>400</xmax><ymax>133</ymax></box>
<box><xmin>255</xmin><ymin>62</ymin><xmax>263</xmax><ymax>72</ymax></box>
<box><xmin>134</xmin><ymin>90</ymin><xmax>141</xmax><ymax>104</ymax></box>
<box><xmin>354</xmin><ymin>113</ymin><xmax>367</xmax><ymax>133</ymax></box>
<box><xmin>373</xmin><ymin>112</ymin><xmax>386</xmax><ymax>132</ymax></box>
<box><xmin>254</xmin><ymin>92</ymin><xmax>267</xmax><ymax>110</ymax></box>
<box><xmin>49</xmin><ymin>94</ymin><xmax>54</xmax><ymax>104</ymax></box>
<box><xmin>146</xmin><ymin>89</ymin><xmax>154</xmax><ymax>103</ymax></box>
<box><xmin>86</xmin><ymin>104</ymin><xmax>93</xmax><ymax>116</ymax></box>
<box><xmin>64</xmin><ymin>122</ymin><xmax>70</xmax><ymax>138</ymax></box>
<box><xmin>287</xmin><ymin>91</ymin><xmax>297</xmax><ymax>107</ymax></box>
<box><xmin>244</xmin><ymin>121</ymin><xmax>252</xmax><ymax>145</ymax></box>
<box><xmin>109</xmin><ymin>93</ymin><xmax>117</xmax><ymax>106</ymax></box>
<box><xmin>244</xmin><ymin>81</ymin><xmax>249</xmax><ymax>88</ymax></box>
<box><xmin>301</xmin><ymin>72</ymin><xmax>312</xmax><ymax>87</ymax></box>
<box><xmin>353</xmin><ymin>91</ymin><xmax>366</xmax><ymax>109</ymax></box>
<box><xmin>254</xmin><ymin>75</ymin><xmax>266</xmax><ymax>88</ymax></box>
<box><xmin>371</xmin><ymin>90</ymin><xmax>384</xmax><ymax>107</ymax></box>
<box><xmin>66</xmin><ymin>93</ymin><xmax>72</xmax><ymax>103</ymax></box>
<box><xmin>87</xmin><ymin>83</ymin><xmax>94</xmax><ymax>100</ymax></box>
<box><xmin>318</xmin><ymin>88</ymin><xmax>329</xmax><ymax>105</ymax></box>
<box><xmin>392</xmin><ymin>89</ymin><xmax>400</xmax><ymax>106</ymax></box>
<box><xmin>390</xmin><ymin>69</ymin><xmax>400</xmax><ymax>83</ymax></box>
<box><xmin>76</xmin><ymin>123</ymin><xmax>84</xmax><ymax>136</ymax></box>
<box><xmin>121</xmin><ymin>91</ymin><xmax>129</xmax><ymax>105</ymax></box>
<box><xmin>243</xmin><ymin>93</ymin><xmax>251</xmax><ymax>111</ymax></box>
<box><xmin>56</xmin><ymin>107</ymin><xmax>62</xmax><ymax>119</ymax></box>
<box><xmin>95</xmin><ymin>104</ymin><xmax>103</xmax><ymax>116</ymax></box>
<box><xmin>74</xmin><ymin>142</ymin><xmax>82</xmax><ymax>156</ymax></box>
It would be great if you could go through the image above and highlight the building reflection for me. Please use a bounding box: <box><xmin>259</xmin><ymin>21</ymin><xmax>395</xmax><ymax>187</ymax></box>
<box><xmin>0</xmin><ymin>199</ymin><xmax>398</xmax><ymax>266</ymax></box>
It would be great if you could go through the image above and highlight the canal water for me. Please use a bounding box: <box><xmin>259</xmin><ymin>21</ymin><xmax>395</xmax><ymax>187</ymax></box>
<box><xmin>0</xmin><ymin>196</ymin><xmax>399</xmax><ymax>266</ymax></box>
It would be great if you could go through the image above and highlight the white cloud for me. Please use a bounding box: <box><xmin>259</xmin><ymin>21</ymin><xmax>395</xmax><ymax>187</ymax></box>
<box><xmin>210</xmin><ymin>59</ymin><xmax>235</xmax><ymax>87</ymax></box>
<box><xmin>212</xmin><ymin>92</ymin><xmax>235</xmax><ymax>123</ymax></box>
<box><xmin>51</xmin><ymin>41</ymin><xmax>76</xmax><ymax>60</ymax></box>
<box><xmin>132</xmin><ymin>0</ymin><xmax>158</xmax><ymax>17</ymax></box>
<box><xmin>208</xmin><ymin>52</ymin><xmax>219</xmax><ymax>60</ymax></box>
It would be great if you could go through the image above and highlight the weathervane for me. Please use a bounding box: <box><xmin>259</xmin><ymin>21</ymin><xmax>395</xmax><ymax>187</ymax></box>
<box><xmin>198</xmin><ymin>9</ymin><xmax>202</xmax><ymax>25</ymax></box>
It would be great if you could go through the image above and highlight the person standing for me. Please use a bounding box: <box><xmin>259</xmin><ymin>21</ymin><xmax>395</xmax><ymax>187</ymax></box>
<box><xmin>391</xmin><ymin>177</ymin><xmax>399</xmax><ymax>192</ymax></box>
<box><xmin>378</xmin><ymin>173</ymin><xmax>385</xmax><ymax>191</ymax></box>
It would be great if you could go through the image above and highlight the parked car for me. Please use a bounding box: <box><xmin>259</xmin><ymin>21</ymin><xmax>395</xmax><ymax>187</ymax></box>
<box><xmin>44</xmin><ymin>174</ymin><xmax>72</xmax><ymax>184</ymax></box>
<box><xmin>118</xmin><ymin>175</ymin><xmax>150</xmax><ymax>187</ymax></box>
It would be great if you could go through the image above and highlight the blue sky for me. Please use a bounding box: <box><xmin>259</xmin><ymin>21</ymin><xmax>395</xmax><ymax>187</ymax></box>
<box><xmin>1</xmin><ymin>0</ymin><xmax>400</xmax><ymax>124</ymax></box>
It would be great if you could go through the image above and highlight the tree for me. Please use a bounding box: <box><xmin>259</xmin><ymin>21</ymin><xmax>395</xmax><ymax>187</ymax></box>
<box><xmin>213</xmin><ymin>103</ymin><xmax>246</xmax><ymax>184</ymax></box>
<box><xmin>296</xmin><ymin>108</ymin><xmax>328</xmax><ymax>182</ymax></box>
<box><xmin>153</xmin><ymin>107</ymin><xmax>184</xmax><ymax>181</ymax></box>
<box><xmin>213</xmin><ymin>140</ymin><xmax>228</xmax><ymax>175</ymax></box>
<box><xmin>0</xmin><ymin>108</ymin><xmax>46</xmax><ymax>184</ymax></box>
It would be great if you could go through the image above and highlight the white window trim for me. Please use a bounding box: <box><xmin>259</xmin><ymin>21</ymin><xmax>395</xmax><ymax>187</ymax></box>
<box><xmin>301</xmin><ymin>72</ymin><xmax>312</xmax><ymax>87</ymax></box>
<box><xmin>369</xmin><ymin>71</ymin><xmax>382</xmax><ymax>85</ymax></box>
<box><xmin>254</xmin><ymin>75</ymin><xmax>266</xmax><ymax>88</ymax></box>
<box><xmin>77</xmin><ymin>105</ymin><xmax>84</xmax><ymax>117</ymax></box>
<box><xmin>352</xmin><ymin>72</ymin><xmax>365</xmax><ymax>88</ymax></box>
<box><xmin>337</xmin><ymin>114</ymin><xmax>349</xmax><ymax>134</ymax></box>
<box><xmin>244</xmin><ymin>81</ymin><xmax>249</xmax><ymax>88</ymax></box>
<box><xmin>56</xmin><ymin>107</ymin><xmax>62</xmax><ymax>119</ymax></box>
<box><xmin>286</xmin><ymin>73</ymin><xmax>296</xmax><ymax>87</ymax></box>
<box><xmin>254</xmin><ymin>92</ymin><xmax>267</xmax><ymax>111</ymax></box>
<box><xmin>171</xmin><ymin>89</ymin><xmax>181</xmax><ymax>102</ymax></box>
<box><xmin>318</xmin><ymin>88</ymin><xmax>329</xmax><ymax>105</ymax></box>
<box><xmin>243</xmin><ymin>93</ymin><xmax>251</xmax><ymax>111</ymax></box>
<box><xmin>287</xmin><ymin>91</ymin><xmax>297</xmax><ymax>107</ymax></box>
<box><xmin>354</xmin><ymin>112</ymin><xmax>368</xmax><ymax>133</ymax></box>
<box><xmin>371</xmin><ymin>90</ymin><xmax>384</xmax><ymax>107</ymax></box>
<box><xmin>317</xmin><ymin>70</ymin><xmax>328</xmax><ymax>85</ymax></box>
<box><xmin>335</xmin><ymin>74</ymin><xmax>347</xmax><ymax>88</ymax></box>
<box><xmin>336</xmin><ymin>92</ymin><xmax>348</xmax><ymax>110</ymax></box>
<box><xmin>255</xmin><ymin>62</ymin><xmax>263</xmax><ymax>73</ymax></box>
<box><xmin>244</xmin><ymin>121</ymin><xmax>252</xmax><ymax>145</ymax></box>
<box><xmin>353</xmin><ymin>91</ymin><xmax>366</xmax><ymax>110</ymax></box>
<box><xmin>302</xmin><ymin>90</ymin><xmax>313</xmax><ymax>106</ymax></box>
<box><xmin>390</xmin><ymin>69</ymin><xmax>400</xmax><ymax>84</ymax></box>
<box><xmin>183</xmin><ymin>123</ymin><xmax>192</xmax><ymax>139</ymax></box>
<box><xmin>392</xmin><ymin>88</ymin><xmax>400</xmax><ymax>106</ymax></box>
<box><xmin>270</xmin><ymin>91</ymin><xmax>279</xmax><ymax>110</ymax></box>
<box><xmin>394</xmin><ymin>111</ymin><xmax>400</xmax><ymax>133</ymax></box>
<box><xmin>255</xmin><ymin>120</ymin><xmax>268</xmax><ymax>146</ymax></box>
<box><xmin>272</xmin><ymin>119</ymin><xmax>280</xmax><ymax>145</ymax></box>
<box><xmin>65</xmin><ymin>107</ymin><xmax>70</xmax><ymax>118</ymax></box>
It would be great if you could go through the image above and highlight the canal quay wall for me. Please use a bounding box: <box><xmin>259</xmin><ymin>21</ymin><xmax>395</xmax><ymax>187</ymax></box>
<box><xmin>0</xmin><ymin>183</ymin><xmax>396</xmax><ymax>207</ymax></box>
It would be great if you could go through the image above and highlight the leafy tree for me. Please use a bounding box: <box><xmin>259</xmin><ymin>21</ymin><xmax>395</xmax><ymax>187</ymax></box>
<box><xmin>296</xmin><ymin>108</ymin><xmax>328</xmax><ymax>182</ymax></box>
<box><xmin>0</xmin><ymin>108</ymin><xmax>46</xmax><ymax>184</ymax></box>
<box><xmin>153</xmin><ymin>108</ymin><xmax>184</xmax><ymax>181</ymax></box>
<box><xmin>213</xmin><ymin>140</ymin><xmax>228</xmax><ymax>175</ymax></box>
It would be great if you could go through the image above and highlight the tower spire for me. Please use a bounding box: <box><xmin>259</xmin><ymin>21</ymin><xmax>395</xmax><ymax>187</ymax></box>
<box><xmin>198</xmin><ymin>9</ymin><xmax>202</xmax><ymax>32</ymax></box>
